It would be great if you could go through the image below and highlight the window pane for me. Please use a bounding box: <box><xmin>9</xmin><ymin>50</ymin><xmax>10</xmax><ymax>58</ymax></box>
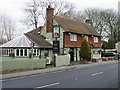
<box><xmin>20</xmin><ymin>49</ymin><xmax>23</xmax><ymax>56</ymax></box>
<box><xmin>70</xmin><ymin>34</ymin><xmax>77</xmax><ymax>41</ymax></box>
<box><xmin>16</xmin><ymin>49</ymin><xmax>19</xmax><ymax>56</ymax></box>
<box><xmin>37</xmin><ymin>49</ymin><xmax>39</xmax><ymax>55</ymax></box>
<box><xmin>94</xmin><ymin>37</ymin><xmax>98</xmax><ymax>42</ymax></box>
<box><xmin>24</xmin><ymin>49</ymin><xmax>27</xmax><ymax>56</ymax></box>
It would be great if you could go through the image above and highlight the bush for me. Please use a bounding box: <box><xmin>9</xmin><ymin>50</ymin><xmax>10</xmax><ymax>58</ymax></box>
<box><xmin>9</xmin><ymin>52</ymin><xmax>12</xmax><ymax>57</ymax></box>
<box><xmin>102</xmin><ymin>39</ymin><xmax>115</xmax><ymax>49</ymax></box>
<box><xmin>29</xmin><ymin>52</ymin><xmax>33</xmax><ymax>59</ymax></box>
<box><xmin>9</xmin><ymin>51</ymin><xmax>15</xmax><ymax>58</ymax></box>
<box><xmin>39</xmin><ymin>55</ymin><xmax>41</xmax><ymax>59</ymax></box>
<box><xmin>12</xmin><ymin>53</ymin><xmax>15</xmax><ymax>58</ymax></box>
<box><xmin>79</xmin><ymin>38</ymin><xmax>91</xmax><ymax>61</ymax></box>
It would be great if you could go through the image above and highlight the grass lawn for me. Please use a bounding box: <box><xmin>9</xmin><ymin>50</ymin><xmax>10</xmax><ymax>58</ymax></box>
<box><xmin>1</xmin><ymin>65</ymin><xmax>55</xmax><ymax>74</ymax></box>
<box><xmin>1</xmin><ymin>68</ymin><xmax>44</xmax><ymax>74</ymax></box>
<box><xmin>1</xmin><ymin>69</ymin><xmax>34</xmax><ymax>74</ymax></box>
<box><xmin>46</xmin><ymin>65</ymin><xmax>55</xmax><ymax>68</ymax></box>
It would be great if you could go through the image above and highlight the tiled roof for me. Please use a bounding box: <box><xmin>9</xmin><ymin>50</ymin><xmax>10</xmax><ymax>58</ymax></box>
<box><xmin>25</xmin><ymin>26</ymin><xmax>52</xmax><ymax>48</ymax></box>
<box><xmin>54</xmin><ymin>16</ymin><xmax>101</xmax><ymax>36</ymax></box>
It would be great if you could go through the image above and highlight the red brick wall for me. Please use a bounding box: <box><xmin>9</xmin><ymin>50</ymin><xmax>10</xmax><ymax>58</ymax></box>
<box><xmin>64</xmin><ymin>33</ymin><xmax>101</xmax><ymax>48</ymax></box>
<box><xmin>88</xmin><ymin>36</ymin><xmax>101</xmax><ymax>48</ymax></box>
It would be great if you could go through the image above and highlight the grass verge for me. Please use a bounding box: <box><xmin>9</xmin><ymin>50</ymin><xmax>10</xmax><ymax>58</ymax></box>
<box><xmin>1</xmin><ymin>65</ymin><xmax>55</xmax><ymax>74</ymax></box>
<box><xmin>46</xmin><ymin>65</ymin><xmax>55</xmax><ymax>68</ymax></box>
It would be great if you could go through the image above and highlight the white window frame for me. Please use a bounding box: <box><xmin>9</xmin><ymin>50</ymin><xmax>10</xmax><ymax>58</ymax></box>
<box><xmin>85</xmin><ymin>36</ymin><xmax>88</xmax><ymax>41</ymax></box>
<box><xmin>70</xmin><ymin>34</ymin><xmax>77</xmax><ymax>41</ymax></box>
<box><xmin>94</xmin><ymin>37</ymin><xmax>98</xmax><ymax>42</ymax></box>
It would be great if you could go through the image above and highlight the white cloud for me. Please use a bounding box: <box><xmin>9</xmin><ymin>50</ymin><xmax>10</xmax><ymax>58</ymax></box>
<box><xmin>69</xmin><ymin>0</ymin><xmax>119</xmax><ymax>11</ymax></box>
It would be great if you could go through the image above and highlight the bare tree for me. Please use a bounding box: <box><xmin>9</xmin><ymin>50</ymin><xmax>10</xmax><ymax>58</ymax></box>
<box><xmin>83</xmin><ymin>9</ymin><xmax>110</xmax><ymax>40</ymax></box>
<box><xmin>0</xmin><ymin>14</ymin><xmax>5</xmax><ymax>44</ymax></box>
<box><xmin>117</xmin><ymin>13</ymin><xmax>120</xmax><ymax>42</ymax></box>
<box><xmin>23</xmin><ymin>0</ymin><xmax>41</xmax><ymax>29</ymax></box>
<box><xmin>61</xmin><ymin>8</ymin><xmax>118</xmax><ymax>42</ymax></box>
<box><xmin>0</xmin><ymin>13</ymin><xmax>15</xmax><ymax>43</ymax></box>
<box><xmin>59</xmin><ymin>9</ymin><xmax>84</xmax><ymax>21</ymax></box>
<box><xmin>100</xmin><ymin>9</ymin><xmax>118</xmax><ymax>41</ymax></box>
<box><xmin>23</xmin><ymin>0</ymin><xmax>74</xmax><ymax>29</ymax></box>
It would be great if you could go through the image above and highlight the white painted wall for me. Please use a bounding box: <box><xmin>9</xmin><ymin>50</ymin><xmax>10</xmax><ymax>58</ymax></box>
<box><xmin>116</xmin><ymin>42</ymin><xmax>120</xmax><ymax>53</ymax></box>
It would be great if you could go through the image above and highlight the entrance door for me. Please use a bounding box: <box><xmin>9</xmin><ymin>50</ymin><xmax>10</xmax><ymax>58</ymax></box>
<box><xmin>69</xmin><ymin>48</ymin><xmax>74</xmax><ymax>62</ymax></box>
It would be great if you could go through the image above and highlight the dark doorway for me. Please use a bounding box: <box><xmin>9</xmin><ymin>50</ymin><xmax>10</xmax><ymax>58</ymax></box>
<box><xmin>69</xmin><ymin>48</ymin><xmax>74</xmax><ymax>62</ymax></box>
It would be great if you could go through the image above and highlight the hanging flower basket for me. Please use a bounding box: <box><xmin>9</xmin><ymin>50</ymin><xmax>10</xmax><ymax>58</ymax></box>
<box><xmin>44</xmin><ymin>52</ymin><xmax>49</xmax><ymax>57</ymax></box>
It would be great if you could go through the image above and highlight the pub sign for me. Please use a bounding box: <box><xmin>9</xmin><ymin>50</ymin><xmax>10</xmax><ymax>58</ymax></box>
<box><xmin>53</xmin><ymin>25</ymin><xmax>60</xmax><ymax>38</ymax></box>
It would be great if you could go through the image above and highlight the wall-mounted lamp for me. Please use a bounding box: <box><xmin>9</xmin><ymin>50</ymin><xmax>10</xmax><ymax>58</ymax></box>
<box><xmin>38</xmin><ymin>32</ymin><xmax>40</xmax><ymax>34</ymax></box>
<box><xmin>82</xmin><ymin>34</ymin><xmax>84</xmax><ymax>36</ymax></box>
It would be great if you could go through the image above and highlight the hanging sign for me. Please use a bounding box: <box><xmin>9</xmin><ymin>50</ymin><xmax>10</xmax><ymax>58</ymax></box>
<box><xmin>53</xmin><ymin>25</ymin><xmax>60</xmax><ymax>38</ymax></box>
<box><xmin>53</xmin><ymin>41</ymin><xmax>60</xmax><ymax>54</ymax></box>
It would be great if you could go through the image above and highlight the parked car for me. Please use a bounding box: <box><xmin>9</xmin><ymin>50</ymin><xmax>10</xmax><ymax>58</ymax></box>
<box><xmin>117</xmin><ymin>53</ymin><xmax>120</xmax><ymax>60</ymax></box>
<box><xmin>102</xmin><ymin>52</ymin><xmax>120</xmax><ymax>60</ymax></box>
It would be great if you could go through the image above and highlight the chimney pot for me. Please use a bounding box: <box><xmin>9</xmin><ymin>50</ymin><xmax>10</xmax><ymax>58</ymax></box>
<box><xmin>85</xmin><ymin>19</ymin><xmax>91</xmax><ymax>25</ymax></box>
<box><xmin>48</xmin><ymin>5</ymin><xmax>51</xmax><ymax>8</ymax></box>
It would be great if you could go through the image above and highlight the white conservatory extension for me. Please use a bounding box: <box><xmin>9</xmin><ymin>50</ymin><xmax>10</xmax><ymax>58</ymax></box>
<box><xmin>0</xmin><ymin>27</ymin><xmax>53</xmax><ymax>57</ymax></box>
<box><xmin>0</xmin><ymin>35</ymin><xmax>40</xmax><ymax>57</ymax></box>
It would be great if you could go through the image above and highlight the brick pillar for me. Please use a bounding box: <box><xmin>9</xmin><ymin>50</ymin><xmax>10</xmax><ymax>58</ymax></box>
<box><xmin>46</xmin><ymin>6</ymin><xmax>54</xmax><ymax>33</ymax></box>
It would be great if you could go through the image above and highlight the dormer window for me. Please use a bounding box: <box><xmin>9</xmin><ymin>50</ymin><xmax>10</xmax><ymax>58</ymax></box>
<box><xmin>70</xmin><ymin>34</ymin><xmax>77</xmax><ymax>41</ymax></box>
<box><xmin>94</xmin><ymin>37</ymin><xmax>98</xmax><ymax>42</ymax></box>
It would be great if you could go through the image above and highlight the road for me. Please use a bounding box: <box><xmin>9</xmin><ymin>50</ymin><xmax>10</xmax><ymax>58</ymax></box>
<box><xmin>2</xmin><ymin>62</ymin><xmax>118</xmax><ymax>88</ymax></box>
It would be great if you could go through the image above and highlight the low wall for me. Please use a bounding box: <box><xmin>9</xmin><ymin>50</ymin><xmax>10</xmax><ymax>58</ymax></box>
<box><xmin>92</xmin><ymin>54</ymin><xmax>101</xmax><ymax>59</ymax></box>
<box><xmin>116</xmin><ymin>42</ymin><xmax>120</xmax><ymax>53</ymax></box>
<box><xmin>1</xmin><ymin>59</ymin><xmax>46</xmax><ymax>71</ymax></box>
<box><xmin>55</xmin><ymin>54</ymin><xmax>70</xmax><ymax>67</ymax></box>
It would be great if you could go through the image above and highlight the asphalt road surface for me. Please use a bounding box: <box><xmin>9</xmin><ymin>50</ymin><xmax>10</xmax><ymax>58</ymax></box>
<box><xmin>2</xmin><ymin>62</ymin><xmax>118</xmax><ymax>88</ymax></box>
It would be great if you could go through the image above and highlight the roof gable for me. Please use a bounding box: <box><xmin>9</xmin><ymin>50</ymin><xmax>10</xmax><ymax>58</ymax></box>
<box><xmin>25</xmin><ymin>27</ymin><xmax>52</xmax><ymax>48</ymax></box>
<box><xmin>54</xmin><ymin>16</ymin><xmax>101</xmax><ymax>36</ymax></box>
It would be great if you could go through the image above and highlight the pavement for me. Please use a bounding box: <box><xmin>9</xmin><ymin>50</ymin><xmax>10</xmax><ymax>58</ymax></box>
<box><xmin>1</xmin><ymin>60</ymin><xmax>118</xmax><ymax>80</ymax></box>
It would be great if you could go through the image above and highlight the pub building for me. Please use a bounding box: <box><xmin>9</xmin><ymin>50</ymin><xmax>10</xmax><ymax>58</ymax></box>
<box><xmin>0</xmin><ymin>6</ymin><xmax>101</xmax><ymax>62</ymax></box>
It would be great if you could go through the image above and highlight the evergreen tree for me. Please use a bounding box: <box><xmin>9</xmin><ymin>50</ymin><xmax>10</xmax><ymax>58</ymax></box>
<box><xmin>79</xmin><ymin>38</ymin><xmax>91</xmax><ymax>61</ymax></box>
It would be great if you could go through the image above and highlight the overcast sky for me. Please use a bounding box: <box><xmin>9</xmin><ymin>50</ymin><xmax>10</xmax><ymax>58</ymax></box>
<box><xmin>0</xmin><ymin>0</ymin><xmax>119</xmax><ymax>36</ymax></box>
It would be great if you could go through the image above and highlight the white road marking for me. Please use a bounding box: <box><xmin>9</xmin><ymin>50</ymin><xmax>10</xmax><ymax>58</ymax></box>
<box><xmin>91</xmin><ymin>72</ymin><xmax>104</xmax><ymax>76</ymax></box>
<box><xmin>91</xmin><ymin>73</ymin><xmax>99</xmax><ymax>76</ymax></box>
<box><xmin>75</xmin><ymin>78</ymin><xmax>78</xmax><ymax>80</ymax></box>
<box><xmin>35</xmin><ymin>82</ymin><xmax>60</xmax><ymax>89</ymax></box>
<box><xmin>98</xmin><ymin>72</ymin><xmax>104</xmax><ymax>74</ymax></box>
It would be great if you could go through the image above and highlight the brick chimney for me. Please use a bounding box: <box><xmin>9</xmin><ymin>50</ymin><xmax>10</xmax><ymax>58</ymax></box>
<box><xmin>46</xmin><ymin>5</ymin><xmax>54</xmax><ymax>33</ymax></box>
